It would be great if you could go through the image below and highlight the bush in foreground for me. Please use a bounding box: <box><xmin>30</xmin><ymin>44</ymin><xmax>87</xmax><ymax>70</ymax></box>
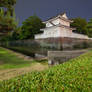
<box><xmin>0</xmin><ymin>51</ymin><xmax>92</xmax><ymax>92</ymax></box>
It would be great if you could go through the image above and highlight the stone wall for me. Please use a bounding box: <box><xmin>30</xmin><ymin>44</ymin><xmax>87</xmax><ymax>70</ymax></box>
<box><xmin>48</xmin><ymin>50</ymin><xmax>88</xmax><ymax>65</ymax></box>
<box><xmin>36</xmin><ymin>37</ymin><xmax>92</xmax><ymax>50</ymax></box>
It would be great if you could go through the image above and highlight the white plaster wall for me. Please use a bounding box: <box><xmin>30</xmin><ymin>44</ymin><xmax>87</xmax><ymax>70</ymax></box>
<box><xmin>44</xmin><ymin>27</ymin><xmax>60</xmax><ymax>38</ymax></box>
<box><xmin>61</xmin><ymin>27</ymin><xmax>72</xmax><ymax>37</ymax></box>
<box><xmin>59</xmin><ymin>19</ymin><xmax>70</xmax><ymax>26</ymax></box>
<box><xmin>35</xmin><ymin>26</ymin><xmax>72</xmax><ymax>39</ymax></box>
<box><xmin>52</xmin><ymin>19</ymin><xmax>60</xmax><ymax>25</ymax></box>
<box><xmin>46</xmin><ymin>19</ymin><xmax>60</xmax><ymax>27</ymax></box>
<box><xmin>46</xmin><ymin>22</ymin><xmax>53</xmax><ymax>27</ymax></box>
<box><xmin>35</xmin><ymin>27</ymin><xmax>60</xmax><ymax>39</ymax></box>
<box><xmin>70</xmin><ymin>32</ymin><xmax>89</xmax><ymax>39</ymax></box>
<box><xmin>58</xmin><ymin>27</ymin><xmax>88</xmax><ymax>39</ymax></box>
<box><xmin>35</xmin><ymin>26</ymin><xmax>89</xmax><ymax>39</ymax></box>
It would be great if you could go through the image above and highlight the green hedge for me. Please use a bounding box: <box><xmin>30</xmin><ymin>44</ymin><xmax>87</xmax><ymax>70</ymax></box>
<box><xmin>0</xmin><ymin>51</ymin><xmax>92</xmax><ymax>92</ymax></box>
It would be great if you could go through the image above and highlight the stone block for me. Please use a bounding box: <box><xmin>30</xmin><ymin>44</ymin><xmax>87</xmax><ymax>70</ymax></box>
<box><xmin>48</xmin><ymin>50</ymin><xmax>88</xmax><ymax>65</ymax></box>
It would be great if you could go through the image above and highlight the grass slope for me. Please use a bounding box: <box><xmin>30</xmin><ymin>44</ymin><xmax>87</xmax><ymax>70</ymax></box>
<box><xmin>0</xmin><ymin>50</ymin><xmax>92</xmax><ymax>92</ymax></box>
<box><xmin>0</xmin><ymin>47</ymin><xmax>35</xmax><ymax>69</ymax></box>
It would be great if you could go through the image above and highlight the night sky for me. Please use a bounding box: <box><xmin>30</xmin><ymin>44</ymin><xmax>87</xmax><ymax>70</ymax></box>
<box><xmin>15</xmin><ymin>0</ymin><xmax>92</xmax><ymax>25</ymax></box>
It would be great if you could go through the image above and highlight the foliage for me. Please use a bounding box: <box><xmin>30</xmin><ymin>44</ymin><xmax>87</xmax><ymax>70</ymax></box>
<box><xmin>9</xmin><ymin>27</ymin><xmax>22</xmax><ymax>40</ymax></box>
<box><xmin>0</xmin><ymin>35</ymin><xmax>11</xmax><ymax>41</ymax></box>
<box><xmin>71</xmin><ymin>17</ymin><xmax>88</xmax><ymax>35</ymax></box>
<box><xmin>19</xmin><ymin>15</ymin><xmax>45</xmax><ymax>40</ymax></box>
<box><xmin>87</xmin><ymin>19</ymin><xmax>92</xmax><ymax>37</ymax></box>
<box><xmin>0</xmin><ymin>0</ymin><xmax>16</xmax><ymax>8</ymax></box>
<box><xmin>0</xmin><ymin>0</ymin><xmax>17</xmax><ymax>36</ymax></box>
<box><xmin>0</xmin><ymin>8</ymin><xmax>17</xmax><ymax>31</ymax></box>
<box><xmin>0</xmin><ymin>51</ymin><xmax>92</xmax><ymax>91</ymax></box>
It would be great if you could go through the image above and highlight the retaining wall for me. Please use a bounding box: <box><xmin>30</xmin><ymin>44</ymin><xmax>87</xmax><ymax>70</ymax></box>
<box><xmin>36</xmin><ymin>37</ymin><xmax>92</xmax><ymax>50</ymax></box>
<box><xmin>48</xmin><ymin>50</ymin><xmax>88</xmax><ymax>65</ymax></box>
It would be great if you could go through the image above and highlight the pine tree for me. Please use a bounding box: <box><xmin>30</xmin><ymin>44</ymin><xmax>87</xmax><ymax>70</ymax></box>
<box><xmin>0</xmin><ymin>0</ymin><xmax>17</xmax><ymax>35</ymax></box>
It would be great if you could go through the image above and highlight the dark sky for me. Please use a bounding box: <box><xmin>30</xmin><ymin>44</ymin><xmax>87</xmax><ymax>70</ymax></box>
<box><xmin>15</xmin><ymin>0</ymin><xmax>92</xmax><ymax>25</ymax></box>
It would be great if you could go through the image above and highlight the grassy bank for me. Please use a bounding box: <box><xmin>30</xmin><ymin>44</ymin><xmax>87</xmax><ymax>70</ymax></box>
<box><xmin>0</xmin><ymin>47</ymin><xmax>36</xmax><ymax>69</ymax></box>
<box><xmin>0</xmin><ymin>50</ymin><xmax>92</xmax><ymax>92</ymax></box>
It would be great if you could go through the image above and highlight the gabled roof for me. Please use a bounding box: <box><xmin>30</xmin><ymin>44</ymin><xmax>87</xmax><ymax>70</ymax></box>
<box><xmin>45</xmin><ymin>12</ymin><xmax>66</xmax><ymax>21</ymax></box>
<box><xmin>43</xmin><ymin>12</ymin><xmax>73</xmax><ymax>23</ymax></box>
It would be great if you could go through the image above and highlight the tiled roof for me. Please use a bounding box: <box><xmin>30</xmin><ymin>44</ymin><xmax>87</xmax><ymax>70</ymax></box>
<box><xmin>44</xmin><ymin>12</ymin><xmax>72</xmax><ymax>23</ymax></box>
<box><xmin>41</xmin><ymin>24</ymin><xmax>75</xmax><ymax>31</ymax></box>
<box><xmin>45</xmin><ymin>12</ymin><xmax>66</xmax><ymax>21</ymax></box>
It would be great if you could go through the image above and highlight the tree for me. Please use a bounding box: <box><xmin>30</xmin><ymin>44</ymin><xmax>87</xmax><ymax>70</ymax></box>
<box><xmin>0</xmin><ymin>0</ymin><xmax>16</xmax><ymax>16</ymax></box>
<box><xmin>71</xmin><ymin>17</ymin><xmax>88</xmax><ymax>35</ymax></box>
<box><xmin>10</xmin><ymin>27</ymin><xmax>22</xmax><ymax>40</ymax></box>
<box><xmin>0</xmin><ymin>0</ymin><xmax>17</xmax><ymax>35</ymax></box>
<box><xmin>19</xmin><ymin>15</ymin><xmax>45</xmax><ymax>40</ymax></box>
<box><xmin>0</xmin><ymin>8</ymin><xmax>17</xmax><ymax>34</ymax></box>
<box><xmin>0</xmin><ymin>0</ymin><xmax>16</xmax><ymax>8</ymax></box>
<box><xmin>87</xmin><ymin>19</ymin><xmax>92</xmax><ymax>37</ymax></box>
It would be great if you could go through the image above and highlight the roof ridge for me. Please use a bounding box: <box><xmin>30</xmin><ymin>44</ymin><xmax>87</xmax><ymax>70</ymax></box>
<box><xmin>44</xmin><ymin>12</ymin><xmax>66</xmax><ymax>22</ymax></box>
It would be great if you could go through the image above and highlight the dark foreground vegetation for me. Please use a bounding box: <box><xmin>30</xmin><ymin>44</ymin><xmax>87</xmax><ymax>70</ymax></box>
<box><xmin>0</xmin><ymin>50</ymin><xmax>92</xmax><ymax>92</ymax></box>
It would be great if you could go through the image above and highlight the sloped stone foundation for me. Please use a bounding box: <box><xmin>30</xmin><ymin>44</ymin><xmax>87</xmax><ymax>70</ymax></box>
<box><xmin>36</xmin><ymin>37</ymin><xmax>92</xmax><ymax>50</ymax></box>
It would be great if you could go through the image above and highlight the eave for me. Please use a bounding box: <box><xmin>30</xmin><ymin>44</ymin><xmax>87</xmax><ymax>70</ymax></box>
<box><xmin>40</xmin><ymin>24</ymin><xmax>76</xmax><ymax>31</ymax></box>
<box><xmin>43</xmin><ymin>15</ymin><xmax>73</xmax><ymax>24</ymax></box>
